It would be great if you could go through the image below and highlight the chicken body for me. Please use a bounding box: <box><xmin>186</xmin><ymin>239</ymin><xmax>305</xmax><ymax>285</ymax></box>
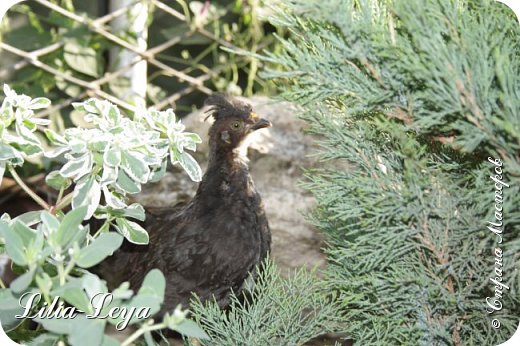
<box><xmin>102</xmin><ymin>95</ymin><xmax>271</xmax><ymax>315</ymax></box>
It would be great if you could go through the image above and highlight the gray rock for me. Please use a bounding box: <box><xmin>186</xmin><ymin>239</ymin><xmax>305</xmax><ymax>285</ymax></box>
<box><xmin>134</xmin><ymin>96</ymin><xmax>326</xmax><ymax>274</ymax></box>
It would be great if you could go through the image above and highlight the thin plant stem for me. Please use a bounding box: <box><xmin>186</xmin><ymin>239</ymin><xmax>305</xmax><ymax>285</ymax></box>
<box><xmin>121</xmin><ymin>322</ymin><xmax>165</xmax><ymax>346</ymax></box>
<box><xmin>175</xmin><ymin>0</ymin><xmax>191</xmax><ymax>21</ymax></box>
<box><xmin>56</xmin><ymin>185</ymin><xmax>65</xmax><ymax>206</ymax></box>
<box><xmin>52</xmin><ymin>192</ymin><xmax>73</xmax><ymax>214</ymax></box>
<box><xmin>7</xmin><ymin>166</ymin><xmax>50</xmax><ymax>210</ymax></box>
<box><xmin>92</xmin><ymin>220</ymin><xmax>110</xmax><ymax>240</ymax></box>
<box><xmin>57</xmin><ymin>260</ymin><xmax>66</xmax><ymax>286</ymax></box>
<box><xmin>35</xmin><ymin>277</ymin><xmax>52</xmax><ymax>305</ymax></box>
<box><xmin>63</xmin><ymin>259</ymin><xmax>76</xmax><ymax>278</ymax></box>
<box><xmin>246</xmin><ymin>44</ymin><xmax>258</xmax><ymax>96</ymax></box>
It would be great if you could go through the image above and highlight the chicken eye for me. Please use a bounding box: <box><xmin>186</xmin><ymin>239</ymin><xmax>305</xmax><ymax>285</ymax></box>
<box><xmin>231</xmin><ymin>121</ymin><xmax>241</xmax><ymax>130</ymax></box>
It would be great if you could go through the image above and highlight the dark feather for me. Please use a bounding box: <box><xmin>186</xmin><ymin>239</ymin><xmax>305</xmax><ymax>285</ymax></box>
<box><xmin>97</xmin><ymin>95</ymin><xmax>271</xmax><ymax>316</ymax></box>
<box><xmin>204</xmin><ymin>93</ymin><xmax>252</xmax><ymax>121</ymax></box>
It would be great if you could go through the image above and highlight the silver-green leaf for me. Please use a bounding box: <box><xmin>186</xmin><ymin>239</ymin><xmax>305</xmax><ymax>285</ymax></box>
<box><xmin>77</xmin><ymin>232</ymin><xmax>123</xmax><ymax>268</ymax></box>
<box><xmin>115</xmin><ymin>218</ymin><xmax>149</xmax><ymax>245</ymax></box>
<box><xmin>72</xmin><ymin>176</ymin><xmax>101</xmax><ymax>220</ymax></box>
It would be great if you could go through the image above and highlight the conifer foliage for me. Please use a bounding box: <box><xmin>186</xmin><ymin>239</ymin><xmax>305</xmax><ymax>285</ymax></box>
<box><xmin>262</xmin><ymin>0</ymin><xmax>519</xmax><ymax>344</ymax></box>
<box><xmin>188</xmin><ymin>259</ymin><xmax>345</xmax><ymax>346</ymax></box>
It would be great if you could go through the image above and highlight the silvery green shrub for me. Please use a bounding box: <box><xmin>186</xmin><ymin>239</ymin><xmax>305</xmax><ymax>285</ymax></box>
<box><xmin>0</xmin><ymin>85</ymin><xmax>208</xmax><ymax>345</ymax></box>
<box><xmin>0</xmin><ymin>84</ymin><xmax>51</xmax><ymax>186</ymax></box>
<box><xmin>44</xmin><ymin>98</ymin><xmax>202</xmax><ymax>244</ymax></box>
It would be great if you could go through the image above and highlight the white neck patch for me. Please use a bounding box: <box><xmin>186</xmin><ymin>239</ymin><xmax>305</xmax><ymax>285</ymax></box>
<box><xmin>232</xmin><ymin>134</ymin><xmax>255</xmax><ymax>164</ymax></box>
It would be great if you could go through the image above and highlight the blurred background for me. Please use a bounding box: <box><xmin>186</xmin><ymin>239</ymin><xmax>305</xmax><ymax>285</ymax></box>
<box><xmin>0</xmin><ymin>0</ymin><xmax>281</xmax><ymax>117</ymax></box>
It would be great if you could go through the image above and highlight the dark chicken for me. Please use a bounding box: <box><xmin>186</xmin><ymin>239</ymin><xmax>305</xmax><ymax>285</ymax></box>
<box><xmin>101</xmin><ymin>95</ymin><xmax>271</xmax><ymax>315</ymax></box>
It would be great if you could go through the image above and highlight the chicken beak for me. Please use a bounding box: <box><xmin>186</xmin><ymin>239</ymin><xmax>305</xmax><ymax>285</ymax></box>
<box><xmin>251</xmin><ymin>117</ymin><xmax>272</xmax><ymax>131</ymax></box>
